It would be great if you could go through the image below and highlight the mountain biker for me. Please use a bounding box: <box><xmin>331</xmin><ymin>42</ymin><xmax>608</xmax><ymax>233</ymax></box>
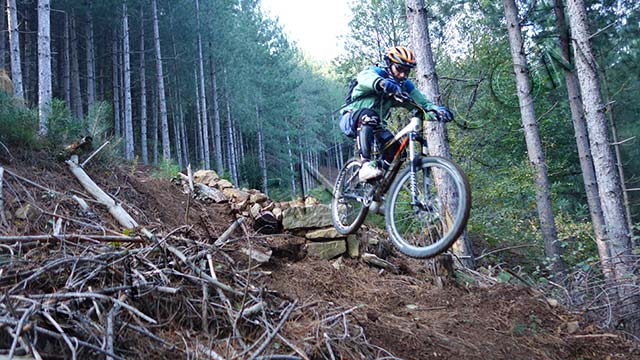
<box><xmin>340</xmin><ymin>46</ymin><xmax>454</xmax><ymax>181</ymax></box>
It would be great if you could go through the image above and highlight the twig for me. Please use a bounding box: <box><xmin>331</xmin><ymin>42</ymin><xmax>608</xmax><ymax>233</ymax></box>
<box><xmin>164</xmin><ymin>244</ymin><xmax>242</xmax><ymax>296</ymax></box>
<box><xmin>25</xmin><ymin>292</ymin><xmax>156</xmax><ymax>324</ymax></box>
<box><xmin>42</xmin><ymin>311</ymin><xmax>77</xmax><ymax>359</ymax></box>
<box><xmin>81</xmin><ymin>140</ymin><xmax>110</xmax><ymax>167</ymax></box>
<box><xmin>0</xmin><ymin>167</ymin><xmax>8</xmax><ymax>227</ymax></box>
<box><xmin>248</xmin><ymin>300</ymin><xmax>298</xmax><ymax>360</ymax></box>
<box><xmin>106</xmin><ymin>294</ymin><xmax>124</xmax><ymax>360</ymax></box>
<box><xmin>0</xmin><ymin>140</ymin><xmax>14</xmax><ymax>161</ymax></box>
<box><xmin>571</xmin><ymin>333</ymin><xmax>618</xmax><ymax>339</ymax></box>
<box><xmin>8</xmin><ymin>305</ymin><xmax>34</xmax><ymax>359</ymax></box>
<box><xmin>4</xmin><ymin>168</ymin><xmax>63</xmax><ymax>196</ymax></box>
<box><xmin>476</xmin><ymin>244</ymin><xmax>536</xmax><ymax>261</ymax></box>
<box><xmin>214</xmin><ymin>217</ymin><xmax>246</xmax><ymax>247</ymax></box>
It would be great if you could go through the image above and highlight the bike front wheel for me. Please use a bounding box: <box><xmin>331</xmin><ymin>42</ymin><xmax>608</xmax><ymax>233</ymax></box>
<box><xmin>385</xmin><ymin>157</ymin><xmax>471</xmax><ymax>258</ymax></box>
<box><xmin>331</xmin><ymin>158</ymin><xmax>370</xmax><ymax>235</ymax></box>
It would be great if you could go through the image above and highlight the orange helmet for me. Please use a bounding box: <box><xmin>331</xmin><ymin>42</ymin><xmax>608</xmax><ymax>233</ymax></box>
<box><xmin>385</xmin><ymin>46</ymin><xmax>417</xmax><ymax>68</ymax></box>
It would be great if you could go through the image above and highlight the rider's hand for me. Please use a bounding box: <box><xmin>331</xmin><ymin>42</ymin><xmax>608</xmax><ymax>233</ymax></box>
<box><xmin>433</xmin><ymin>106</ymin><xmax>454</xmax><ymax>122</ymax></box>
<box><xmin>382</xmin><ymin>79</ymin><xmax>402</xmax><ymax>96</ymax></box>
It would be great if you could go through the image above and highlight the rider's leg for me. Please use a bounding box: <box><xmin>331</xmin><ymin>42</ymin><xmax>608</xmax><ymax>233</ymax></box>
<box><xmin>355</xmin><ymin>110</ymin><xmax>383</xmax><ymax>181</ymax></box>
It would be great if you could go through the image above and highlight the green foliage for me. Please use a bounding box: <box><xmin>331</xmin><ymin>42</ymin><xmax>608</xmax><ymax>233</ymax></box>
<box><xmin>239</xmin><ymin>155</ymin><xmax>263</xmax><ymax>190</ymax></box>
<box><xmin>0</xmin><ymin>93</ymin><xmax>37</xmax><ymax>147</ymax></box>
<box><xmin>152</xmin><ymin>159</ymin><xmax>181</xmax><ymax>179</ymax></box>
<box><xmin>46</xmin><ymin>99</ymin><xmax>83</xmax><ymax>142</ymax></box>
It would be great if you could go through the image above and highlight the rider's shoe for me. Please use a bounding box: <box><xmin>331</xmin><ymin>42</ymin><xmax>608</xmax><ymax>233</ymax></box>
<box><xmin>370</xmin><ymin>200</ymin><xmax>384</xmax><ymax>215</ymax></box>
<box><xmin>359</xmin><ymin>161</ymin><xmax>383</xmax><ymax>182</ymax></box>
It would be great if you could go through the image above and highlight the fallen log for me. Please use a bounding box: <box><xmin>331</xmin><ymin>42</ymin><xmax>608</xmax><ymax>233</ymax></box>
<box><xmin>66</xmin><ymin>155</ymin><xmax>138</xmax><ymax>229</ymax></box>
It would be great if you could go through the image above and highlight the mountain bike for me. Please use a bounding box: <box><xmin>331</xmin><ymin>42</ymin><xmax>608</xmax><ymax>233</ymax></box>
<box><xmin>331</xmin><ymin>94</ymin><xmax>471</xmax><ymax>259</ymax></box>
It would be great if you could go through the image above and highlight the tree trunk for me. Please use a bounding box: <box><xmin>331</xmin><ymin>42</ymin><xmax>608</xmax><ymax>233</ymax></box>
<box><xmin>286</xmin><ymin>131</ymin><xmax>297</xmax><ymax>197</ymax></box>
<box><xmin>173</xmin><ymin>115</ymin><xmax>183</xmax><ymax>169</ymax></box>
<box><xmin>7</xmin><ymin>0</ymin><xmax>23</xmax><ymax>98</ymax></box>
<box><xmin>152</xmin><ymin>85</ymin><xmax>158</xmax><ymax>165</ymax></box>
<box><xmin>209</xmin><ymin>51</ymin><xmax>223</xmax><ymax>174</ymax></box>
<box><xmin>23</xmin><ymin>18</ymin><xmax>32</xmax><ymax>105</ymax></box>
<box><xmin>63</xmin><ymin>12</ymin><xmax>71</xmax><ymax>109</ymax></box>
<box><xmin>298</xmin><ymin>143</ymin><xmax>306</xmax><ymax>197</ymax></box>
<box><xmin>0</xmin><ymin>1</ymin><xmax>5</xmax><ymax>70</ymax></box>
<box><xmin>37</xmin><ymin>0</ymin><xmax>51</xmax><ymax>137</ymax></box>
<box><xmin>195</xmin><ymin>0</ymin><xmax>210</xmax><ymax>169</ymax></box>
<box><xmin>85</xmin><ymin>2</ymin><xmax>96</xmax><ymax>112</ymax></box>
<box><xmin>552</xmin><ymin>0</ymin><xmax>612</xmax><ymax>282</ymax></box>
<box><xmin>70</xmin><ymin>13</ymin><xmax>82</xmax><ymax>118</ymax></box>
<box><xmin>223</xmin><ymin>70</ymin><xmax>237</xmax><ymax>184</ymax></box>
<box><xmin>566</xmin><ymin>0</ymin><xmax>637</xmax><ymax>330</ymax></box>
<box><xmin>112</xmin><ymin>32</ymin><xmax>121</xmax><ymax>138</ymax></box>
<box><xmin>406</xmin><ymin>0</ymin><xmax>475</xmax><ymax>269</ymax></box>
<box><xmin>194</xmin><ymin>67</ymin><xmax>204</xmax><ymax>167</ymax></box>
<box><xmin>152</xmin><ymin>0</ymin><xmax>170</xmax><ymax>161</ymax></box>
<box><xmin>256</xmin><ymin>104</ymin><xmax>268</xmax><ymax>195</ymax></box>
<box><xmin>503</xmin><ymin>0</ymin><xmax>563</xmax><ymax>273</ymax></box>
<box><xmin>122</xmin><ymin>4</ymin><xmax>134</xmax><ymax>161</ymax></box>
<box><xmin>600</xmin><ymin>68</ymin><xmax>633</xmax><ymax>233</ymax></box>
<box><xmin>139</xmin><ymin>5</ymin><xmax>148</xmax><ymax>165</ymax></box>
<box><xmin>168</xmin><ymin>12</ymin><xmax>187</xmax><ymax>168</ymax></box>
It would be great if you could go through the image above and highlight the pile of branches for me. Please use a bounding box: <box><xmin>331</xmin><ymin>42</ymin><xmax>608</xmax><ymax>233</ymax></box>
<box><xmin>553</xmin><ymin>256</ymin><xmax>640</xmax><ymax>337</ymax></box>
<box><xmin>0</xmin><ymin>161</ymin><xmax>401</xmax><ymax>359</ymax></box>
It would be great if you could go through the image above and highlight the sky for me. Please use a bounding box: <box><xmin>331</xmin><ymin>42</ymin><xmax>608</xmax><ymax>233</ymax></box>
<box><xmin>260</xmin><ymin>0</ymin><xmax>352</xmax><ymax>61</ymax></box>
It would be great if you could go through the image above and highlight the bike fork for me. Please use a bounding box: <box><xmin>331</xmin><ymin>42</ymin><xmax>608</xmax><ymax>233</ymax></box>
<box><xmin>408</xmin><ymin>132</ymin><xmax>421</xmax><ymax>206</ymax></box>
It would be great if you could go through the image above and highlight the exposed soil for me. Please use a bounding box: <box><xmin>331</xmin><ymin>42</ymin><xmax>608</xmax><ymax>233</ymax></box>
<box><xmin>0</xmin><ymin>148</ymin><xmax>638</xmax><ymax>359</ymax></box>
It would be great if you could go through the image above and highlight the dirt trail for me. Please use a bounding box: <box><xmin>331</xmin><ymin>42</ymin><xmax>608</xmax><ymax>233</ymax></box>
<box><xmin>0</xmin><ymin>151</ymin><xmax>637</xmax><ymax>359</ymax></box>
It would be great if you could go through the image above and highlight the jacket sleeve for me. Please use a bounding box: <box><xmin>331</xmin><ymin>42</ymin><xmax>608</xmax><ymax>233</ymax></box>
<box><xmin>355</xmin><ymin>67</ymin><xmax>384</xmax><ymax>94</ymax></box>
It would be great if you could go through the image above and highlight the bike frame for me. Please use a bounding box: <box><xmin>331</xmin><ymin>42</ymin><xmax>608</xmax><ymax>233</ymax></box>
<box><xmin>368</xmin><ymin>114</ymin><xmax>429</xmax><ymax>206</ymax></box>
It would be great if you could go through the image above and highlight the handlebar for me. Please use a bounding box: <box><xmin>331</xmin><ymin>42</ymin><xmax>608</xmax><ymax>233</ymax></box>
<box><xmin>391</xmin><ymin>92</ymin><xmax>444</xmax><ymax>122</ymax></box>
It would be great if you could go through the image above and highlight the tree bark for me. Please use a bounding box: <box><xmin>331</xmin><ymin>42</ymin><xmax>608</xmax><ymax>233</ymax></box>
<box><xmin>406</xmin><ymin>0</ymin><xmax>475</xmax><ymax>269</ymax></box>
<box><xmin>195</xmin><ymin>0</ymin><xmax>210</xmax><ymax>169</ymax></box>
<box><xmin>63</xmin><ymin>12</ymin><xmax>71</xmax><ymax>109</ymax></box>
<box><xmin>70</xmin><ymin>12</ymin><xmax>82</xmax><ymax>118</ymax></box>
<box><xmin>85</xmin><ymin>2</ymin><xmax>96</xmax><ymax>112</ymax></box>
<box><xmin>7</xmin><ymin>0</ymin><xmax>23</xmax><ymax>98</ymax></box>
<box><xmin>37</xmin><ymin>0</ymin><xmax>51</xmax><ymax>137</ymax></box>
<box><xmin>256</xmin><ymin>104</ymin><xmax>268</xmax><ymax>195</ymax></box>
<box><xmin>122</xmin><ymin>4</ymin><xmax>134</xmax><ymax>161</ymax></box>
<box><xmin>152</xmin><ymin>0</ymin><xmax>171</xmax><ymax>161</ymax></box>
<box><xmin>194</xmin><ymin>67</ymin><xmax>204</xmax><ymax>167</ymax></box>
<box><xmin>223</xmin><ymin>69</ymin><xmax>237</xmax><ymax>184</ymax></box>
<box><xmin>139</xmin><ymin>5</ymin><xmax>148</xmax><ymax>165</ymax></box>
<box><xmin>209</xmin><ymin>51</ymin><xmax>223</xmax><ymax>174</ymax></box>
<box><xmin>503</xmin><ymin>0</ymin><xmax>563</xmax><ymax>273</ymax></box>
<box><xmin>0</xmin><ymin>1</ymin><xmax>5</xmax><ymax>70</ymax></box>
<box><xmin>552</xmin><ymin>0</ymin><xmax>612</xmax><ymax>282</ymax></box>
<box><xmin>566</xmin><ymin>0</ymin><xmax>636</xmax><ymax>329</ymax></box>
<box><xmin>152</xmin><ymin>85</ymin><xmax>158</xmax><ymax>165</ymax></box>
<box><xmin>112</xmin><ymin>32</ymin><xmax>121</xmax><ymax>138</ymax></box>
<box><xmin>286</xmin><ymin>131</ymin><xmax>297</xmax><ymax>197</ymax></box>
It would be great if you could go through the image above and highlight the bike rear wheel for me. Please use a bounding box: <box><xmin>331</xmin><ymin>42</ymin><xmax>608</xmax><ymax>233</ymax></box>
<box><xmin>331</xmin><ymin>158</ymin><xmax>370</xmax><ymax>235</ymax></box>
<box><xmin>385</xmin><ymin>157</ymin><xmax>471</xmax><ymax>258</ymax></box>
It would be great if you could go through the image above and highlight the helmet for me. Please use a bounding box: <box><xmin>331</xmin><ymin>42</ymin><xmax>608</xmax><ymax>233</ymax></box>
<box><xmin>384</xmin><ymin>46</ymin><xmax>416</xmax><ymax>68</ymax></box>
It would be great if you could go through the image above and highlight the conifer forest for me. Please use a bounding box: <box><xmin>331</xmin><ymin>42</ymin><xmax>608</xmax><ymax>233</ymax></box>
<box><xmin>0</xmin><ymin>0</ymin><xmax>639</xmax><ymax>357</ymax></box>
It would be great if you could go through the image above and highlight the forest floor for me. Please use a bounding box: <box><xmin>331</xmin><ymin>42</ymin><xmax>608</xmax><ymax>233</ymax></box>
<box><xmin>0</xmin><ymin>146</ymin><xmax>638</xmax><ymax>359</ymax></box>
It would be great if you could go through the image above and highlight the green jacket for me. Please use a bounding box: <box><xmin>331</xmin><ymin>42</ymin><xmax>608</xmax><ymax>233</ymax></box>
<box><xmin>342</xmin><ymin>66</ymin><xmax>435</xmax><ymax>125</ymax></box>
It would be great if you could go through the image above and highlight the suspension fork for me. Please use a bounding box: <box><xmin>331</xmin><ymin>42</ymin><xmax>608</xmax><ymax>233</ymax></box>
<box><xmin>408</xmin><ymin>131</ymin><xmax>421</xmax><ymax>205</ymax></box>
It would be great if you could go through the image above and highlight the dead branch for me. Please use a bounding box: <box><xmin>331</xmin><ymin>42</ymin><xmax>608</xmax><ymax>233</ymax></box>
<box><xmin>66</xmin><ymin>155</ymin><xmax>138</xmax><ymax>229</ymax></box>
<box><xmin>0</xmin><ymin>234</ymin><xmax>143</xmax><ymax>243</ymax></box>
<box><xmin>214</xmin><ymin>217</ymin><xmax>246</xmax><ymax>246</ymax></box>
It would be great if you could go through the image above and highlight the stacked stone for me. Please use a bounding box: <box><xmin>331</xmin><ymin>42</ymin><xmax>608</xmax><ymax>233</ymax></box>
<box><xmin>184</xmin><ymin>170</ymin><xmax>359</xmax><ymax>260</ymax></box>
<box><xmin>282</xmin><ymin>204</ymin><xmax>359</xmax><ymax>260</ymax></box>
